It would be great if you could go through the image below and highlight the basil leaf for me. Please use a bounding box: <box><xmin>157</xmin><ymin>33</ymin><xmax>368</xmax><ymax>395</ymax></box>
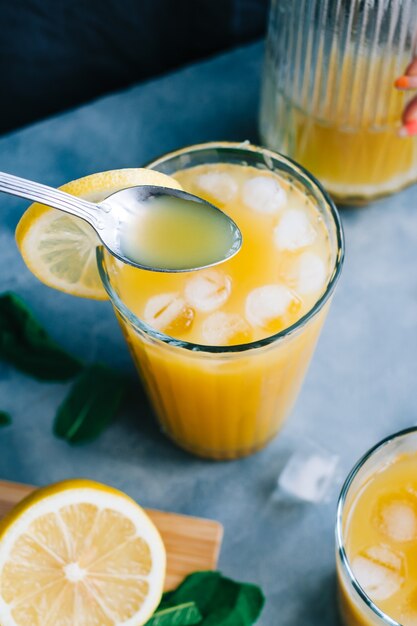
<box><xmin>54</xmin><ymin>364</ymin><xmax>127</xmax><ymax>443</ymax></box>
<box><xmin>160</xmin><ymin>572</ymin><xmax>265</xmax><ymax>626</ymax></box>
<box><xmin>146</xmin><ymin>602</ymin><xmax>202</xmax><ymax>626</ymax></box>
<box><xmin>0</xmin><ymin>292</ymin><xmax>82</xmax><ymax>380</ymax></box>
<box><xmin>0</xmin><ymin>411</ymin><xmax>12</xmax><ymax>426</ymax></box>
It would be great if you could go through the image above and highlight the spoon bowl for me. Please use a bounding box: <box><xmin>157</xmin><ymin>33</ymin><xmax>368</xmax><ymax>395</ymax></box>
<box><xmin>101</xmin><ymin>185</ymin><xmax>242</xmax><ymax>272</ymax></box>
<box><xmin>0</xmin><ymin>172</ymin><xmax>242</xmax><ymax>272</ymax></box>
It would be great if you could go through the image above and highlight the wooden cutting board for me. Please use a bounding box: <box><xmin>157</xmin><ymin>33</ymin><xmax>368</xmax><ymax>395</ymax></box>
<box><xmin>0</xmin><ymin>479</ymin><xmax>223</xmax><ymax>591</ymax></box>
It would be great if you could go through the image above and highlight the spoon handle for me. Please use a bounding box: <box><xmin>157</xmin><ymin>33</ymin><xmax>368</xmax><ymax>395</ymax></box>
<box><xmin>0</xmin><ymin>171</ymin><xmax>103</xmax><ymax>228</ymax></box>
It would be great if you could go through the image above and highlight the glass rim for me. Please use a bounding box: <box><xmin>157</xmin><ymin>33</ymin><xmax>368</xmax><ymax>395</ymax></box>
<box><xmin>97</xmin><ymin>140</ymin><xmax>345</xmax><ymax>354</ymax></box>
<box><xmin>336</xmin><ymin>426</ymin><xmax>417</xmax><ymax>626</ymax></box>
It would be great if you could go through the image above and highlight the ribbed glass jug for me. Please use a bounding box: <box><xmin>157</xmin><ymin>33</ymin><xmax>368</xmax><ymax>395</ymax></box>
<box><xmin>259</xmin><ymin>0</ymin><xmax>417</xmax><ymax>204</ymax></box>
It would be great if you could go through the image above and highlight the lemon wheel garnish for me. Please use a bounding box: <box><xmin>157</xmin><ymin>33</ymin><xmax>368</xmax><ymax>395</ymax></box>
<box><xmin>15</xmin><ymin>168</ymin><xmax>183</xmax><ymax>300</ymax></box>
<box><xmin>0</xmin><ymin>479</ymin><xmax>166</xmax><ymax>626</ymax></box>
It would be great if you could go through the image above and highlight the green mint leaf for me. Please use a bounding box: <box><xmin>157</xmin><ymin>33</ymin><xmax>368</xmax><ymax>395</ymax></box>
<box><xmin>0</xmin><ymin>292</ymin><xmax>82</xmax><ymax>381</ymax></box>
<box><xmin>160</xmin><ymin>572</ymin><xmax>265</xmax><ymax>626</ymax></box>
<box><xmin>53</xmin><ymin>364</ymin><xmax>127</xmax><ymax>444</ymax></box>
<box><xmin>146</xmin><ymin>602</ymin><xmax>202</xmax><ymax>626</ymax></box>
<box><xmin>161</xmin><ymin>572</ymin><xmax>222</xmax><ymax>613</ymax></box>
<box><xmin>0</xmin><ymin>411</ymin><xmax>12</xmax><ymax>427</ymax></box>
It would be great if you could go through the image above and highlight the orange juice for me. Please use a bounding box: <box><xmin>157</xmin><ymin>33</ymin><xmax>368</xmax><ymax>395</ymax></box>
<box><xmin>98</xmin><ymin>143</ymin><xmax>344</xmax><ymax>459</ymax></box>
<box><xmin>337</xmin><ymin>430</ymin><xmax>417</xmax><ymax>626</ymax></box>
<box><xmin>260</xmin><ymin>49</ymin><xmax>417</xmax><ymax>203</ymax></box>
<box><xmin>114</xmin><ymin>163</ymin><xmax>332</xmax><ymax>345</ymax></box>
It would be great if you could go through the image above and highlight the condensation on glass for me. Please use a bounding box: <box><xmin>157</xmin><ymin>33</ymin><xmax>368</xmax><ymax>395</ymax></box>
<box><xmin>260</xmin><ymin>0</ymin><xmax>417</xmax><ymax>204</ymax></box>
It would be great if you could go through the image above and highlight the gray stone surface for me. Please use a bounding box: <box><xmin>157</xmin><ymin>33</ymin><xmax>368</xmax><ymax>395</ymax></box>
<box><xmin>0</xmin><ymin>40</ymin><xmax>416</xmax><ymax>624</ymax></box>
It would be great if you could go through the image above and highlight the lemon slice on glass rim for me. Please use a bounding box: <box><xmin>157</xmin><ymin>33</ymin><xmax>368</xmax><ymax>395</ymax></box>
<box><xmin>15</xmin><ymin>168</ymin><xmax>183</xmax><ymax>300</ymax></box>
<box><xmin>0</xmin><ymin>479</ymin><xmax>166</xmax><ymax>626</ymax></box>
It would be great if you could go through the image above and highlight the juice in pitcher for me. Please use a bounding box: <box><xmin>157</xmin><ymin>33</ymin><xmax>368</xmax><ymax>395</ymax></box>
<box><xmin>260</xmin><ymin>0</ymin><xmax>417</xmax><ymax>203</ymax></box>
<box><xmin>98</xmin><ymin>143</ymin><xmax>344</xmax><ymax>459</ymax></box>
<box><xmin>337</xmin><ymin>429</ymin><xmax>417</xmax><ymax>626</ymax></box>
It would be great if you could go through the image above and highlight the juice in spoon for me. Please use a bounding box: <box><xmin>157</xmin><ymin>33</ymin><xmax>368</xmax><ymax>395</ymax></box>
<box><xmin>121</xmin><ymin>193</ymin><xmax>240</xmax><ymax>270</ymax></box>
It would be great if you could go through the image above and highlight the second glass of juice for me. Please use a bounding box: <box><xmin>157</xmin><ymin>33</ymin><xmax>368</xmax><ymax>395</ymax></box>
<box><xmin>98</xmin><ymin>142</ymin><xmax>344</xmax><ymax>460</ymax></box>
<box><xmin>337</xmin><ymin>428</ymin><xmax>417</xmax><ymax>626</ymax></box>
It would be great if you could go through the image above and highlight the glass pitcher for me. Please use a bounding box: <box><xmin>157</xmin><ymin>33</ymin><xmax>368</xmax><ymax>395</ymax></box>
<box><xmin>259</xmin><ymin>0</ymin><xmax>417</xmax><ymax>204</ymax></box>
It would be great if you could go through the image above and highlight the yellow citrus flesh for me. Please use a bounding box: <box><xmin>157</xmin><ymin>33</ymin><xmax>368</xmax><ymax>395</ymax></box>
<box><xmin>15</xmin><ymin>169</ymin><xmax>183</xmax><ymax>299</ymax></box>
<box><xmin>0</xmin><ymin>479</ymin><xmax>166</xmax><ymax>626</ymax></box>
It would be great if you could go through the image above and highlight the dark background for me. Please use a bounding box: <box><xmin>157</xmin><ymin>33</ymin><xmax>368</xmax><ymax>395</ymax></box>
<box><xmin>0</xmin><ymin>0</ymin><xmax>269</xmax><ymax>135</ymax></box>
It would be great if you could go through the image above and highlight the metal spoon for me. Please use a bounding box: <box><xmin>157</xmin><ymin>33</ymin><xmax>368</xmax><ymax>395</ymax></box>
<box><xmin>0</xmin><ymin>172</ymin><xmax>242</xmax><ymax>272</ymax></box>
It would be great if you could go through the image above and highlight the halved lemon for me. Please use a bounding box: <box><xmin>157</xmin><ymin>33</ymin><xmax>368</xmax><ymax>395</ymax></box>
<box><xmin>0</xmin><ymin>479</ymin><xmax>166</xmax><ymax>626</ymax></box>
<box><xmin>15</xmin><ymin>169</ymin><xmax>182</xmax><ymax>300</ymax></box>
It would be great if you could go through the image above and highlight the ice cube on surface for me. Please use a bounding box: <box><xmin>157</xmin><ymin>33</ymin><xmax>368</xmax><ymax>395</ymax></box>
<box><xmin>184</xmin><ymin>270</ymin><xmax>231</xmax><ymax>313</ymax></box>
<box><xmin>276</xmin><ymin>443</ymin><xmax>339</xmax><ymax>503</ymax></box>
<box><xmin>378</xmin><ymin>499</ymin><xmax>417</xmax><ymax>542</ymax></box>
<box><xmin>201</xmin><ymin>312</ymin><xmax>251</xmax><ymax>346</ymax></box>
<box><xmin>242</xmin><ymin>176</ymin><xmax>287</xmax><ymax>214</ymax></box>
<box><xmin>144</xmin><ymin>293</ymin><xmax>194</xmax><ymax>333</ymax></box>
<box><xmin>245</xmin><ymin>284</ymin><xmax>295</xmax><ymax>329</ymax></box>
<box><xmin>196</xmin><ymin>171</ymin><xmax>238</xmax><ymax>203</ymax></box>
<box><xmin>297</xmin><ymin>252</ymin><xmax>327</xmax><ymax>295</ymax></box>
<box><xmin>352</xmin><ymin>546</ymin><xmax>404</xmax><ymax>601</ymax></box>
<box><xmin>274</xmin><ymin>209</ymin><xmax>317</xmax><ymax>251</ymax></box>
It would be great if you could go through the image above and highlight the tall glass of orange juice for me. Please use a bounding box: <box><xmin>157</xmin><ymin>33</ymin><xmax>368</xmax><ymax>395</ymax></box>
<box><xmin>260</xmin><ymin>0</ymin><xmax>417</xmax><ymax>204</ymax></box>
<box><xmin>337</xmin><ymin>428</ymin><xmax>417</xmax><ymax>626</ymax></box>
<box><xmin>97</xmin><ymin>142</ymin><xmax>344</xmax><ymax>460</ymax></box>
